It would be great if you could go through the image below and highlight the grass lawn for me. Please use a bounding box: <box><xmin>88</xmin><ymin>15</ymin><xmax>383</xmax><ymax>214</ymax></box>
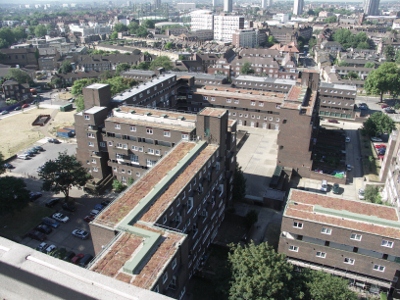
<box><xmin>0</xmin><ymin>203</ymin><xmax>54</xmax><ymax>242</ymax></box>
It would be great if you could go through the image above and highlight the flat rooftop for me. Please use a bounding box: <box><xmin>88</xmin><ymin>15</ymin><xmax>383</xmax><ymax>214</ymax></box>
<box><xmin>285</xmin><ymin>189</ymin><xmax>400</xmax><ymax>240</ymax></box>
<box><xmin>85</xmin><ymin>106</ymin><xmax>107</xmax><ymax>114</ymax></box>
<box><xmin>199</xmin><ymin>107</ymin><xmax>227</xmax><ymax>118</ymax></box>
<box><xmin>94</xmin><ymin>142</ymin><xmax>197</xmax><ymax>228</ymax></box>
<box><xmin>0</xmin><ymin>237</ymin><xmax>172</xmax><ymax>300</ymax></box>
<box><xmin>176</xmin><ymin>72</ymin><xmax>226</xmax><ymax>80</ymax></box>
<box><xmin>320</xmin><ymin>82</ymin><xmax>357</xmax><ymax>91</ymax></box>
<box><xmin>234</xmin><ymin>75</ymin><xmax>296</xmax><ymax>85</ymax></box>
<box><xmin>112</xmin><ymin>74</ymin><xmax>176</xmax><ymax>102</ymax></box>
<box><xmin>196</xmin><ymin>86</ymin><xmax>285</xmax><ymax>103</ymax></box>
<box><xmin>86</xmin><ymin>83</ymin><xmax>109</xmax><ymax>89</ymax></box>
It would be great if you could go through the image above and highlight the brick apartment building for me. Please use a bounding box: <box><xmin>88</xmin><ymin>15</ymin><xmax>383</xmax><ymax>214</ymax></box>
<box><xmin>319</xmin><ymin>82</ymin><xmax>357</xmax><ymax>120</ymax></box>
<box><xmin>279</xmin><ymin>189</ymin><xmax>400</xmax><ymax>295</ymax></box>
<box><xmin>2</xmin><ymin>79</ymin><xmax>31</xmax><ymax>101</ymax></box>
<box><xmin>0</xmin><ymin>48</ymin><xmax>38</xmax><ymax>68</ymax></box>
<box><xmin>89</xmin><ymin>107</ymin><xmax>236</xmax><ymax>299</ymax></box>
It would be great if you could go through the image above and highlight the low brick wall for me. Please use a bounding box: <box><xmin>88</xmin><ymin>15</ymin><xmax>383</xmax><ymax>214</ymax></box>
<box><xmin>309</xmin><ymin>171</ymin><xmax>347</xmax><ymax>185</ymax></box>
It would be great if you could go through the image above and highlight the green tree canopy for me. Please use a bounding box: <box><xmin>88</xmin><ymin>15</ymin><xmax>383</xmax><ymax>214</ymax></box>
<box><xmin>115</xmin><ymin>62</ymin><xmax>131</xmax><ymax>75</ymax></box>
<box><xmin>325</xmin><ymin>16</ymin><xmax>337</xmax><ymax>23</ymax></box>
<box><xmin>6</xmin><ymin>68</ymin><xmax>33</xmax><ymax>85</ymax></box>
<box><xmin>396</xmin><ymin>51</ymin><xmax>400</xmax><ymax>64</ymax></box>
<box><xmin>38</xmin><ymin>151</ymin><xmax>91</xmax><ymax>200</ymax></box>
<box><xmin>364</xmin><ymin>61</ymin><xmax>375</xmax><ymax>68</ymax></box>
<box><xmin>113</xmin><ymin>23</ymin><xmax>128</xmax><ymax>32</ymax></box>
<box><xmin>75</xmin><ymin>95</ymin><xmax>84</xmax><ymax>112</ymax></box>
<box><xmin>164</xmin><ymin>41</ymin><xmax>173</xmax><ymax>50</ymax></box>
<box><xmin>141</xmin><ymin>19</ymin><xmax>155</xmax><ymax>29</ymax></box>
<box><xmin>0</xmin><ymin>38</ymin><xmax>9</xmax><ymax>49</ymax></box>
<box><xmin>0</xmin><ymin>176</ymin><xmax>30</xmax><ymax>216</ymax></box>
<box><xmin>333</xmin><ymin>29</ymin><xmax>372</xmax><ymax>49</ymax></box>
<box><xmin>240</xmin><ymin>61</ymin><xmax>254</xmax><ymax>75</ymax></box>
<box><xmin>71</xmin><ymin>78</ymin><xmax>97</xmax><ymax>96</ymax></box>
<box><xmin>12</xmin><ymin>26</ymin><xmax>27</xmax><ymax>41</ymax></box>
<box><xmin>101</xmin><ymin>76</ymin><xmax>137</xmax><ymax>95</ymax></box>
<box><xmin>0</xmin><ymin>27</ymin><xmax>15</xmax><ymax>45</ymax></box>
<box><xmin>384</xmin><ymin>45</ymin><xmax>395</xmax><ymax>61</ymax></box>
<box><xmin>363</xmin><ymin>112</ymin><xmax>395</xmax><ymax>137</ymax></box>
<box><xmin>149</xmin><ymin>56</ymin><xmax>172</xmax><ymax>70</ymax></box>
<box><xmin>364</xmin><ymin>186</ymin><xmax>382</xmax><ymax>204</ymax></box>
<box><xmin>34</xmin><ymin>24</ymin><xmax>47</xmax><ymax>37</ymax></box>
<box><xmin>228</xmin><ymin>242</ymin><xmax>303</xmax><ymax>300</ymax></box>
<box><xmin>58</xmin><ymin>60</ymin><xmax>73</xmax><ymax>74</ymax></box>
<box><xmin>110</xmin><ymin>31</ymin><xmax>118</xmax><ymax>39</ymax></box>
<box><xmin>364</xmin><ymin>62</ymin><xmax>400</xmax><ymax>101</ymax></box>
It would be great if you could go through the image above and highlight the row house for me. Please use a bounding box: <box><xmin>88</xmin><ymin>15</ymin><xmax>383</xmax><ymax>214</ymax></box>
<box><xmin>0</xmin><ymin>48</ymin><xmax>38</xmax><ymax>68</ymax></box>
<box><xmin>89</xmin><ymin>107</ymin><xmax>236</xmax><ymax>300</ymax></box>
<box><xmin>229</xmin><ymin>56</ymin><xmax>280</xmax><ymax>77</ymax></box>
<box><xmin>74</xmin><ymin>53</ymin><xmax>143</xmax><ymax>72</ymax></box>
<box><xmin>232</xmin><ymin>75</ymin><xmax>296</xmax><ymax>93</ymax></box>
<box><xmin>2</xmin><ymin>80</ymin><xmax>31</xmax><ymax>101</ymax></box>
<box><xmin>279</xmin><ymin>189</ymin><xmax>400</xmax><ymax>296</ymax></box>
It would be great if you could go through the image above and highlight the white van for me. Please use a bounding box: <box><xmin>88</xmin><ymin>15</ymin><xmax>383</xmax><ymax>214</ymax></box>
<box><xmin>17</xmin><ymin>154</ymin><xmax>29</xmax><ymax>160</ymax></box>
<box><xmin>320</xmin><ymin>180</ymin><xmax>328</xmax><ymax>192</ymax></box>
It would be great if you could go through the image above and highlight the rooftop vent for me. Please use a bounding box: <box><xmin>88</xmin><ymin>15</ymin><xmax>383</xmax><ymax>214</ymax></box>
<box><xmin>130</xmin><ymin>110</ymin><xmax>135</xmax><ymax>114</ymax></box>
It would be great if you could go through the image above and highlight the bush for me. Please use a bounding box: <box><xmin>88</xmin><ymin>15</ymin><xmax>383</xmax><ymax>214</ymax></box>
<box><xmin>112</xmin><ymin>179</ymin><xmax>126</xmax><ymax>193</ymax></box>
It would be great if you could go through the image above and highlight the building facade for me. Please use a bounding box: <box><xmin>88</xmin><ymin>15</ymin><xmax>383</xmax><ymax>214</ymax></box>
<box><xmin>214</xmin><ymin>15</ymin><xmax>244</xmax><ymax>42</ymax></box>
<box><xmin>190</xmin><ymin>10</ymin><xmax>214</xmax><ymax>33</ymax></box>
<box><xmin>89</xmin><ymin>107</ymin><xmax>236</xmax><ymax>300</ymax></box>
<box><xmin>279</xmin><ymin>189</ymin><xmax>400</xmax><ymax>295</ymax></box>
<box><xmin>293</xmin><ymin>0</ymin><xmax>304</xmax><ymax>16</ymax></box>
<box><xmin>232</xmin><ymin>29</ymin><xmax>257</xmax><ymax>48</ymax></box>
<box><xmin>223</xmin><ymin>0</ymin><xmax>232</xmax><ymax>12</ymax></box>
<box><xmin>364</xmin><ymin>0</ymin><xmax>380</xmax><ymax>16</ymax></box>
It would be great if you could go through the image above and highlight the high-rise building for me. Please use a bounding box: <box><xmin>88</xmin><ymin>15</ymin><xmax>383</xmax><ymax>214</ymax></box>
<box><xmin>214</xmin><ymin>14</ymin><xmax>244</xmax><ymax>42</ymax></box>
<box><xmin>364</xmin><ymin>0</ymin><xmax>380</xmax><ymax>16</ymax></box>
<box><xmin>223</xmin><ymin>0</ymin><xmax>232</xmax><ymax>12</ymax></box>
<box><xmin>154</xmin><ymin>0</ymin><xmax>161</xmax><ymax>9</ymax></box>
<box><xmin>190</xmin><ymin>10</ymin><xmax>214</xmax><ymax>32</ymax></box>
<box><xmin>293</xmin><ymin>0</ymin><xmax>304</xmax><ymax>16</ymax></box>
<box><xmin>261</xmin><ymin>0</ymin><xmax>272</xmax><ymax>9</ymax></box>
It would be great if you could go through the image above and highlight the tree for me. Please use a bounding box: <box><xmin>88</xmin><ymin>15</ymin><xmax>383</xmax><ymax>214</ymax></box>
<box><xmin>6</xmin><ymin>68</ymin><xmax>33</xmax><ymax>85</ymax></box>
<box><xmin>0</xmin><ymin>38</ymin><xmax>9</xmax><ymax>49</ymax></box>
<box><xmin>365</xmin><ymin>62</ymin><xmax>400</xmax><ymax>101</ymax></box>
<box><xmin>38</xmin><ymin>151</ymin><xmax>91</xmax><ymax>200</ymax></box>
<box><xmin>34</xmin><ymin>24</ymin><xmax>47</xmax><ymax>37</ymax></box>
<box><xmin>133</xmin><ymin>61</ymin><xmax>150</xmax><ymax>70</ymax></box>
<box><xmin>364</xmin><ymin>186</ymin><xmax>382</xmax><ymax>204</ymax></box>
<box><xmin>364</xmin><ymin>61</ymin><xmax>375</xmax><ymax>68</ymax></box>
<box><xmin>149</xmin><ymin>56</ymin><xmax>172</xmax><ymax>70</ymax></box>
<box><xmin>305</xmin><ymin>270</ymin><xmax>358</xmax><ymax>300</ymax></box>
<box><xmin>58</xmin><ymin>60</ymin><xmax>73</xmax><ymax>74</ymax></box>
<box><xmin>110</xmin><ymin>31</ymin><xmax>118</xmax><ymax>39</ymax></box>
<box><xmin>346</xmin><ymin>71</ymin><xmax>358</xmax><ymax>79</ymax></box>
<box><xmin>164</xmin><ymin>41</ymin><xmax>173</xmax><ymax>50</ymax></box>
<box><xmin>308</xmin><ymin>37</ymin><xmax>317</xmax><ymax>49</ymax></box>
<box><xmin>113</xmin><ymin>23</ymin><xmax>128</xmax><ymax>32</ymax></box>
<box><xmin>396</xmin><ymin>50</ymin><xmax>400</xmax><ymax>64</ymax></box>
<box><xmin>51</xmin><ymin>76</ymin><xmax>63</xmax><ymax>88</ymax></box>
<box><xmin>0</xmin><ymin>176</ymin><xmax>30</xmax><ymax>216</ymax></box>
<box><xmin>71</xmin><ymin>78</ymin><xmax>97</xmax><ymax>96</ymax></box>
<box><xmin>384</xmin><ymin>45</ymin><xmax>395</xmax><ymax>61</ymax></box>
<box><xmin>115</xmin><ymin>63</ymin><xmax>131</xmax><ymax>75</ymax></box>
<box><xmin>333</xmin><ymin>29</ymin><xmax>372</xmax><ymax>49</ymax></box>
<box><xmin>240</xmin><ymin>62</ymin><xmax>253</xmax><ymax>75</ymax></box>
<box><xmin>75</xmin><ymin>95</ymin><xmax>85</xmax><ymax>112</ymax></box>
<box><xmin>101</xmin><ymin>76</ymin><xmax>137</xmax><ymax>96</ymax></box>
<box><xmin>0</xmin><ymin>27</ymin><xmax>15</xmax><ymax>45</ymax></box>
<box><xmin>112</xmin><ymin>179</ymin><xmax>126</xmax><ymax>192</ymax></box>
<box><xmin>142</xmin><ymin>19</ymin><xmax>155</xmax><ymax>29</ymax></box>
<box><xmin>12</xmin><ymin>26</ymin><xmax>27</xmax><ymax>41</ymax></box>
<box><xmin>232</xmin><ymin>163</ymin><xmax>246</xmax><ymax>203</ymax></box>
<box><xmin>363</xmin><ymin>112</ymin><xmax>395</xmax><ymax>137</ymax></box>
<box><xmin>228</xmin><ymin>242</ymin><xmax>303</xmax><ymax>300</ymax></box>
<box><xmin>325</xmin><ymin>16</ymin><xmax>337</xmax><ymax>23</ymax></box>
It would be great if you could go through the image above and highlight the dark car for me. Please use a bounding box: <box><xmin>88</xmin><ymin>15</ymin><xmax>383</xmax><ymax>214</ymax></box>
<box><xmin>62</xmin><ymin>202</ymin><xmax>77</xmax><ymax>212</ymax></box>
<box><xmin>42</xmin><ymin>217</ymin><xmax>60</xmax><ymax>228</ymax></box>
<box><xmin>94</xmin><ymin>204</ymin><xmax>104</xmax><ymax>211</ymax></box>
<box><xmin>3</xmin><ymin>163</ymin><xmax>13</xmax><ymax>169</ymax></box>
<box><xmin>84</xmin><ymin>215</ymin><xmax>95</xmax><ymax>223</ymax></box>
<box><xmin>29</xmin><ymin>191</ymin><xmax>43</xmax><ymax>201</ymax></box>
<box><xmin>36</xmin><ymin>242</ymin><xmax>49</xmax><ymax>252</ymax></box>
<box><xmin>45</xmin><ymin>198</ymin><xmax>61</xmax><ymax>208</ymax></box>
<box><xmin>33</xmin><ymin>145</ymin><xmax>44</xmax><ymax>152</ymax></box>
<box><xmin>101</xmin><ymin>200</ymin><xmax>111</xmax><ymax>207</ymax></box>
<box><xmin>48</xmin><ymin>138</ymin><xmax>60</xmax><ymax>144</ymax></box>
<box><xmin>385</xmin><ymin>109</ymin><xmax>396</xmax><ymax>114</ymax></box>
<box><xmin>71</xmin><ymin>253</ymin><xmax>85</xmax><ymax>264</ymax></box>
<box><xmin>14</xmin><ymin>106</ymin><xmax>21</xmax><ymax>111</ymax></box>
<box><xmin>28</xmin><ymin>230</ymin><xmax>46</xmax><ymax>241</ymax></box>
<box><xmin>332</xmin><ymin>183</ymin><xmax>341</xmax><ymax>195</ymax></box>
<box><xmin>79</xmin><ymin>254</ymin><xmax>94</xmax><ymax>267</ymax></box>
<box><xmin>63</xmin><ymin>251</ymin><xmax>76</xmax><ymax>262</ymax></box>
<box><xmin>35</xmin><ymin>224</ymin><xmax>52</xmax><ymax>234</ymax></box>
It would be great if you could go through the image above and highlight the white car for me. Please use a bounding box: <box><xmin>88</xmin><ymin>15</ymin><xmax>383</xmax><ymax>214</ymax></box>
<box><xmin>18</xmin><ymin>154</ymin><xmax>29</xmax><ymax>160</ymax></box>
<box><xmin>345</xmin><ymin>137</ymin><xmax>351</xmax><ymax>143</ymax></box>
<box><xmin>72</xmin><ymin>229</ymin><xmax>89</xmax><ymax>240</ymax></box>
<box><xmin>358</xmin><ymin>189</ymin><xmax>365</xmax><ymax>200</ymax></box>
<box><xmin>45</xmin><ymin>244</ymin><xmax>57</xmax><ymax>254</ymax></box>
<box><xmin>52</xmin><ymin>213</ymin><xmax>69</xmax><ymax>223</ymax></box>
<box><xmin>371</xmin><ymin>137</ymin><xmax>383</xmax><ymax>142</ymax></box>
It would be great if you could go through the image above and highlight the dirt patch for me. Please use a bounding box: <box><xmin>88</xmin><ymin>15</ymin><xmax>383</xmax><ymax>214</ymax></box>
<box><xmin>0</xmin><ymin>108</ymin><xmax>75</xmax><ymax>159</ymax></box>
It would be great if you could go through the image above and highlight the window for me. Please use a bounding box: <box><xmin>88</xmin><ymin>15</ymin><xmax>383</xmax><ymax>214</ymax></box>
<box><xmin>84</xmin><ymin>115</ymin><xmax>90</xmax><ymax>120</ymax></box>
<box><xmin>211</xmin><ymin>97</ymin><xmax>216</xmax><ymax>101</ymax></box>
<box><xmin>164</xmin><ymin>131</ymin><xmax>171</xmax><ymax>137</ymax></box>
<box><xmin>321</xmin><ymin>227</ymin><xmax>332</xmax><ymax>235</ymax></box>
<box><xmin>155</xmin><ymin>149</ymin><xmax>161</xmax><ymax>156</ymax></box>
<box><xmin>88</xmin><ymin>142</ymin><xmax>94</xmax><ymax>147</ymax></box>
<box><xmin>293</xmin><ymin>222</ymin><xmax>303</xmax><ymax>229</ymax></box>
<box><xmin>350</xmin><ymin>233</ymin><xmax>362</xmax><ymax>241</ymax></box>
<box><xmin>108</xmin><ymin>141</ymin><xmax>113</xmax><ymax>146</ymax></box>
<box><xmin>203</xmin><ymin>96</ymin><xmax>208</xmax><ymax>100</ymax></box>
<box><xmin>100</xmin><ymin>142</ymin><xmax>105</xmax><ymax>147</ymax></box>
<box><xmin>382</xmin><ymin>240</ymin><xmax>393</xmax><ymax>248</ymax></box>
<box><xmin>115</xmin><ymin>124</ymin><xmax>121</xmax><ymax>129</ymax></box>
<box><xmin>251</xmin><ymin>101</ymin><xmax>255</xmax><ymax>106</ymax></box>
<box><xmin>93</xmin><ymin>167</ymin><xmax>98</xmax><ymax>172</ymax></box>
<box><xmin>162</xmin><ymin>272</ymin><xmax>168</xmax><ymax>284</ymax></box>
<box><xmin>259</xmin><ymin>102</ymin><xmax>264</xmax><ymax>107</ymax></box>
<box><xmin>373</xmin><ymin>264</ymin><xmax>385</xmax><ymax>272</ymax></box>
<box><xmin>226</xmin><ymin>98</ymin><xmax>231</xmax><ymax>103</ymax></box>
<box><xmin>130</xmin><ymin>126</ymin><xmax>136</xmax><ymax>132</ymax></box>
<box><xmin>344</xmin><ymin>257</ymin><xmax>355</xmax><ymax>265</ymax></box>
<box><xmin>316</xmin><ymin>251</ymin><xmax>326</xmax><ymax>258</ymax></box>
<box><xmin>146</xmin><ymin>128</ymin><xmax>153</xmax><ymax>134</ymax></box>
<box><xmin>289</xmin><ymin>245</ymin><xmax>298</xmax><ymax>252</ymax></box>
<box><xmin>172</xmin><ymin>257</ymin><xmax>177</xmax><ymax>270</ymax></box>
<box><xmin>181</xmin><ymin>133</ymin><xmax>189</xmax><ymax>140</ymax></box>
<box><xmin>148</xmin><ymin>148</ymin><xmax>154</xmax><ymax>154</ymax></box>
<box><xmin>91</xmin><ymin>159</ymin><xmax>96</xmax><ymax>164</ymax></box>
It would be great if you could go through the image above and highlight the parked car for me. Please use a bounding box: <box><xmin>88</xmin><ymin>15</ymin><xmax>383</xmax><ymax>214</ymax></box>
<box><xmin>52</xmin><ymin>213</ymin><xmax>69</xmax><ymax>223</ymax></box>
<box><xmin>90</xmin><ymin>209</ymin><xmax>100</xmax><ymax>216</ymax></box>
<box><xmin>29</xmin><ymin>192</ymin><xmax>43</xmax><ymax>201</ymax></box>
<box><xmin>359</xmin><ymin>103</ymin><xmax>368</xmax><ymax>110</ymax></box>
<box><xmin>21</xmin><ymin>103</ymin><xmax>30</xmax><ymax>108</ymax></box>
<box><xmin>33</xmin><ymin>145</ymin><xmax>44</xmax><ymax>152</ymax></box>
<box><xmin>29</xmin><ymin>148</ymin><xmax>39</xmax><ymax>154</ymax></box>
<box><xmin>48</xmin><ymin>138</ymin><xmax>60</xmax><ymax>144</ymax></box>
<box><xmin>374</xmin><ymin>144</ymin><xmax>386</xmax><ymax>149</ymax></box>
<box><xmin>84</xmin><ymin>215</ymin><xmax>95</xmax><ymax>223</ymax></box>
<box><xmin>36</xmin><ymin>242</ymin><xmax>49</xmax><ymax>252</ymax></box>
<box><xmin>72</xmin><ymin>229</ymin><xmax>90</xmax><ymax>240</ymax></box>
<box><xmin>35</xmin><ymin>224</ymin><xmax>52</xmax><ymax>234</ymax></box>
<box><xmin>320</xmin><ymin>180</ymin><xmax>328</xmax><ymax>192</ymax></box>
<box><xmin>62</xmin><ymin>202</ymin><xmax>77</xmax><ymax>212</ymax></box>
<box><xmin>45</xmin><ymin>198</ymin><xmax>61</xmax><ymax>208</ymax></box>
<box><xmin>371</xmin><ymin>137</ymin><xmax>383</xmax><ymax>142</ymax></box>
<box><xmin>94</xmin><ymin>204</ymin><xmax>104</xmax><ymax>211</ymax></box>
<box><xmin>24</xmin><ymin>150</ymin><xmax>35</xmax><ymax>156</ymax></box>
<box><xmin>1</xmin><ymin>110</ymin><xmax>9</xmax><ymax>115</ymax></box>
<box><xmin>381</xmin><ymin>104</ymin><xmax>389</xmax><ymax>109</ymax></box>
<box><xmin>101</xmin><ymin>200</ymin><xmax>111</xmax><ymax>207</ymax></box>
<box><xmin>385</xmin><ymin>109</ymin><xmax>396</xmax><ymax>114</ymax></box>
<box><xmin>79</xmin><ymin>254</ymin><xmax>94</xmax><ymax>267</ymax></box>
<box><xmin>332</xmin><ymin>183</ymin><xmax>341</xmax><ymax>194</ymax></box>
<box><xmin>71</xmin><ymin>253</ymin><xmax>85</xmax><ymax>264</ymax></box>
<box><xmin>14</xmin><ymin>106</ymin><xmax>21</xmax><ymax>111</ymax></box>
<box><xmin>3</xmin><ymin>163</ymin><xmax>13</xmax><ymax>169</ymax></box>
<box><xmin>345</xmin><ymin>137</ymin><xmax>351</xmax><ymax>143</ymax></box>
<box><xmin>42</xmin><ymin>217</ymin><xmax>60</xmax><ymax>228</ymax></box>
<box><xmin>358</xmin><ymin>189</ymin><xmax>365</xmax><ymax>200</ymax></box>
<box><xmin>328</xmin><ymin>119</ymin><xmax>339</xmax><ymax>123</ymax></box>
<box><xmin>346</xmin><ymin>164</ymin><xmax>352</xmax><ymax>171</ymax></box>
<box><xmin>28</xmin><ymin>230</ymin><xmax>46</xmax><ymax>241</ymax></box>
<box><xmin>17</xmin><ymin>154</ymin><xmax>29</xmax><ymax>160</ymax></box>
<box><xmin>63</xmin><ymin>251</ymin><xmax>76</xmax><ymax>261</ymax></box>
<box><xmin>44</xmin><ymin>244</ymin><xmax>57</xmax><ymax>254</ymax></box>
